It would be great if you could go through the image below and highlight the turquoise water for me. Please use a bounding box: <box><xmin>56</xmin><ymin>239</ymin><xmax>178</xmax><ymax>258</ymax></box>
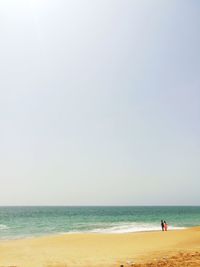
<box><xmin>0</xmin><ymin>206</ymin><xmax>200</xmax><ymax>239</ymax></box>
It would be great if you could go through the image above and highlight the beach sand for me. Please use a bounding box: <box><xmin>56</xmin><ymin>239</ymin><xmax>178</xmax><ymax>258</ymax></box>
<box><xmin>0</xmin><ymin>227</ymin><xmax>200</xmax><ymax>267</ymax></box>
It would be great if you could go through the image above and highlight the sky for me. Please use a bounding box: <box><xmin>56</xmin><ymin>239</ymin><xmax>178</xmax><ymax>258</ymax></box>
<box><xmin>0</xmin><ymin>0</ymin><xmax>199</xmax><ymax>206</ymax></box>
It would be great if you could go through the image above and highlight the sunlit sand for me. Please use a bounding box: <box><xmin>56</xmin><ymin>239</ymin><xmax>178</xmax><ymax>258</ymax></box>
<box><xmin>0</xmin><ymin>227</ymin><xmax>200</xmax><ymax>267</ymax></box>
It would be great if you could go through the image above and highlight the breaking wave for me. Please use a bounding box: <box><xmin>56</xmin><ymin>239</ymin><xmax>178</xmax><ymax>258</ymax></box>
<box><xmin>0</xmin><ymin>224</ymin><xmax>9</xmax><ymax>230</ymax></box>
<box><xmin>85</xmin><ymin>222</ymin><xmax>185</xmax><ymax>233</ymax></box>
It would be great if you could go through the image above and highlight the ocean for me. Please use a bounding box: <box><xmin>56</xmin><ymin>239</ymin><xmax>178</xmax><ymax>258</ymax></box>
<box><xmin>0</xmin><ymin>206</ymin><xmax>200</xmax><ymax>240</ymax></box>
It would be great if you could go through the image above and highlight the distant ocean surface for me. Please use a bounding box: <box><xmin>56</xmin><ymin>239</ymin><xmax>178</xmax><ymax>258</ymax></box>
<box><xmin>0</xmin><ymin>206</ymin><xmax>200</xmax><ymax>240</ymax></box>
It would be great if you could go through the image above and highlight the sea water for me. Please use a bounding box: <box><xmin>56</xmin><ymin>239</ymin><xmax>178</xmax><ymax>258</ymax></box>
<box><xmin>0</xmin><ymin>206</ymin><xmax>200</xmax><ymax>240</ymax></box>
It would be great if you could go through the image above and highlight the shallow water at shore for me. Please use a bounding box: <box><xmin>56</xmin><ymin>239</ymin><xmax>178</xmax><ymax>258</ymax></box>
<box><xmin>0</xmin><ymin>206</ymin><xmax>199</xmax><ymax>239</ymax></box>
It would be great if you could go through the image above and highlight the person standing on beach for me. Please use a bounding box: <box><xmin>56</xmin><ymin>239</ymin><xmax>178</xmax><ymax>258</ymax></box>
<box><xmin>161</xmin><ymin>220</ymin><xmax>164</xmax><ymax>231</ymax></box>
<box><xmin>164</xmin><ymin>221</ymin><xmax>168</xmax><ymax>231</ymax></box>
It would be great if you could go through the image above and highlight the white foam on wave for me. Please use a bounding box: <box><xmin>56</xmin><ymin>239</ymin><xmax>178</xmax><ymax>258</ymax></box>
<box><xmin>0</xmin><ymin>224</ymin><xmax>9</xmax><ymax>230</ymax></box>
<box><xmin>86</xmin><ymin>222</ymin><xmax>185</xmax><ymax>234</ymax></box>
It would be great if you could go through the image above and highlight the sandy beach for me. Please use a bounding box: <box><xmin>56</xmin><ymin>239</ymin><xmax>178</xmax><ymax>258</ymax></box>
<box><xmin>0</xmin><ymin>227</ymin><xmax>200</xmax><ymax>267</ymax></box>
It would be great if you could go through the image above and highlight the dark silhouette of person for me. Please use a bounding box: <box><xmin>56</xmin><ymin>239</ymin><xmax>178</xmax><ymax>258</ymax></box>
<box><xmin>161</xmin><ymin>220</ymin><xmax>164</xmax><ymax>231</ymax></box>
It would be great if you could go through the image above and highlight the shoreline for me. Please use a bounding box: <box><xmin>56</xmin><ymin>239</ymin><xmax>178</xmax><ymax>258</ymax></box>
<box><xmin>0</xmin><ymin>226</ymin><xmax>187</xmax><ymax>242</ymax></box>
<box><xmin>0</xmin><ymin>227</ymin><xmax>200</xmax><ymax>266</ymax></box>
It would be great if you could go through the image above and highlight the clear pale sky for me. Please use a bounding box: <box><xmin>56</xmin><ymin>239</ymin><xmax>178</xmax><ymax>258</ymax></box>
<box><xmin>0</xmin><ymin>0</ymin><xmax>199</xmax><ymax>206</ymax></box>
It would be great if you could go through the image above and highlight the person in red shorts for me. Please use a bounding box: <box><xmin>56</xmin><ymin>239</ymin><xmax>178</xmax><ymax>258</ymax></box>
<box><xmin>164</xmin><ymin>221</ymin><xmax>168</xmax><ymax>231</ymax></box>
